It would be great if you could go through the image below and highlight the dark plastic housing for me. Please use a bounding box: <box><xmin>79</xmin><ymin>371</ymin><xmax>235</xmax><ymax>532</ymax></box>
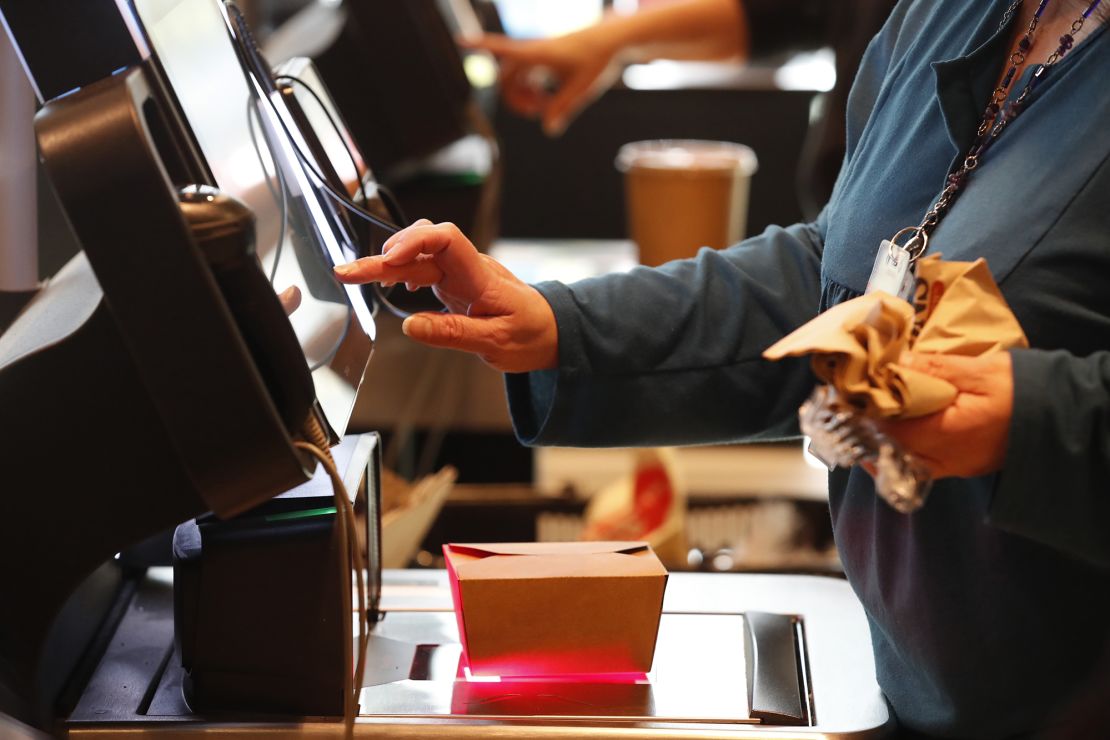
<box><xmin>312</xmin><ymin>0</ymin><xmax>472</xmax><ymax>173</ymax></box>
<box><xmin>173</xmin><ymin>432</ymin><xmax>383</xmax><ymax>718</ymax></box>
<box><xmin>0</xmin><ymin>62</ymin><xmax>316</xmax><ymax>724</ymax></box>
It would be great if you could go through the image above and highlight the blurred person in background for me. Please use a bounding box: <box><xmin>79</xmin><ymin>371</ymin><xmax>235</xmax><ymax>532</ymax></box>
<box><xmin>466</xmin><ymin>0</ymin><xmax>896</xmax><ymax>216</ymax></box>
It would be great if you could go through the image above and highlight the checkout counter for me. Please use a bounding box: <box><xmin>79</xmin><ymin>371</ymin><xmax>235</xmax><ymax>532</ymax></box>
<box><xmin>65</xmin><ymin>568</ymin><xmax>890</xmax><ymax>738</ymax></box>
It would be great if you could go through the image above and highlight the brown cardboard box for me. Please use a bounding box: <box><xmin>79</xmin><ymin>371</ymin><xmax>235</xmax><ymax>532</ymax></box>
<box><xmin>443</xmin><ymin>541</ymin><xmax>668</xmax><ymax>677</ymax></box>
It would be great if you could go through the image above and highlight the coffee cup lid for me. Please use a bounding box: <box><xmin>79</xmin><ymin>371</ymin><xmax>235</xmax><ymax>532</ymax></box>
<box><xmin>616</xmin><ymin>139</ymin><xmax>758</xmax><ymax>175</ymax></box>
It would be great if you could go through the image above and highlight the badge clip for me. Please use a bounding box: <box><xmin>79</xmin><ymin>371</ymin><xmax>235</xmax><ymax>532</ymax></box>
<box><xmin>865</xmin><ymin>227</ymin><xmax>927</xmax><ymax>302</ymax></box>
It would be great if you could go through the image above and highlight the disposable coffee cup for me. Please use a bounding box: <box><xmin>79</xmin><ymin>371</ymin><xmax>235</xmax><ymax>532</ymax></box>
<box><xmin>616</xmin><ymin>140</ymin><xmax>758</xmax><ymax>267</ymax></box>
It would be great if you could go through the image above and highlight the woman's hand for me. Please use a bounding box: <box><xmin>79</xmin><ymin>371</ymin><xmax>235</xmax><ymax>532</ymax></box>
<box><xmin>333</xmin><ymin>220</ymin><xmax>559</xmax><ymax>374</ymax></box>
<box><xmin>878</xmin><ymin>352</ymin><xmax>1015</xmax><ymax>479</ymax></box>
<box><xmin>463</xmin><ymin>29</ymin><xmax>621</xmax><ymax>136</ymax></box>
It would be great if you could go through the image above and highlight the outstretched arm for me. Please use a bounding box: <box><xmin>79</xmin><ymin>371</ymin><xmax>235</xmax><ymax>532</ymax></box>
<box><xmin>464</xmin><ymin>0</ymin><xmax>749</xmax><ymax>134</ymax></box>
<box><xmin>337</xmin><ymin>214</ymin><xmax>829</xmax><ymax>448</ymax></box>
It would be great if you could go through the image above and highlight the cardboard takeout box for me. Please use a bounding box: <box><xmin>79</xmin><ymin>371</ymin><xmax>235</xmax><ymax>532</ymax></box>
<box><xmin>444</xmin><ymin>541</ymin><xmax>668</xmax><ymax>677</ymax></box>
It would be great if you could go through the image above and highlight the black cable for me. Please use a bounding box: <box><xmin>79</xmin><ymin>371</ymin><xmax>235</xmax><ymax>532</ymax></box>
<box><xmin>225</xmin><ymin>4</ymin><xmax>400</xmax><ymax>234</ymax></box>
<box><xmin>246</xmin><ymin>79</ymin><xmax>353</xmax><ymax>369</ymax></box>
<box><xmin>225</xmin><ymin>2</ymin><xmax>434</xmax><ymax>319</ymax></box>
<box><xmin>269</xmin><ymin>74</ymin><xmax>427</xmax><ymax>319</ymax></box>
<box><xmin>273</xmin><ymin>74</ymin><xmax>370</xmax><ymax>213</ymax></box>
<box><xmin>374</xmin><ymin>182</ymin><xmax>410</xmax><ymax>226</ymax></box>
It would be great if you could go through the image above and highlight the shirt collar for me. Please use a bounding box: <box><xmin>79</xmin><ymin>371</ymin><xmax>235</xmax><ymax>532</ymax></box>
<box><xmin>931</xmin><ymin>3</ymin><xmax>1018</xmax><ymax>156</ymax></box>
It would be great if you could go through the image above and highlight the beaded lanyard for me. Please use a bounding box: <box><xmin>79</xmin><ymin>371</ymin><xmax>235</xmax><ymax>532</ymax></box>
<box><xmin>866</xmin><ymin>0</ymin><xmax>1104</xmax><ymax>297</ymax></box>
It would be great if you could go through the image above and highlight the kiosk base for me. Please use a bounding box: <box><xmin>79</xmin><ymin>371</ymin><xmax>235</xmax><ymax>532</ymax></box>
<box><xmin>64</xmin><ymin>570</ymin><xmax>892</xmax><ymax>738</ymax></box>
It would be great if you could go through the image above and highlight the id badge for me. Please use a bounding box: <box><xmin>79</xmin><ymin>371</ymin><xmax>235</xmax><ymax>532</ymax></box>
<box><xmin>865</xmin><ymin>240</ymin><xmax>915</xmax><ymax>302</ymax></box>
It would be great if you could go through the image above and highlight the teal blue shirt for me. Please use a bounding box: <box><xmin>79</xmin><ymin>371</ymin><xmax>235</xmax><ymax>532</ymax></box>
<box><xmin>506</xmin><ymin>1</ymin><xmax>1110</xmax><ymax>737</ymax></box>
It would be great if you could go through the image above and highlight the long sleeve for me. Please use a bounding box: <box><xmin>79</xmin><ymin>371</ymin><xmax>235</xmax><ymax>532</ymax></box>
<box><xmin>506</xmin><ymin>216</ymin><xmax>825</xmax><ymax>447</ymax></box>
<box><xmin>991</xmin><ymin>349</ymin><xmax>1110</xmax><ymax>567</ymax></box>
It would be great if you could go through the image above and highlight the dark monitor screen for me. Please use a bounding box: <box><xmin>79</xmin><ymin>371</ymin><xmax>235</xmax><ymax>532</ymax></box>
<box><xmin>130</xmin><ymin>0</ymin><xmax>377</xmax><ymax>437</ymax></box>
<box><xmin>0</xmin><ymin>0</ymin><xmax>143</xmax><ymax>101</ymax></box>
<box><xmin>262</xmin><ymin>0</ymin><xmax>472</xmax><ymax>175</ymax></box>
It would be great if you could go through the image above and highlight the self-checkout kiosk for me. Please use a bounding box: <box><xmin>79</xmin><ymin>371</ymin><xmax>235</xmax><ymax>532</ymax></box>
<box><xmin>0</xmin><ymin>0</ymin><xmax>381</xmax><ymax>726</ymax></box>
<box><xmin>0</xmin><ymin>2</ymin><xmax>893</xmax><ymax>737</ymax></box>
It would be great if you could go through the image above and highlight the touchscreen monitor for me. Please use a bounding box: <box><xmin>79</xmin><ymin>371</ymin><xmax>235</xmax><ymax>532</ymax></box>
<box><xmin>132</xmin><ymin>0</ymin><xmax>376</xmax><ymax>437</ymax></box>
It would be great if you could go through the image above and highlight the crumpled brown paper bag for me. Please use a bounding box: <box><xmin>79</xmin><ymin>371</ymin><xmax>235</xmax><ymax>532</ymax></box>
<box><xmin>763</xmin><ymin>255</ymin><xmax>1028</xmax><ymax>419</ymax></box>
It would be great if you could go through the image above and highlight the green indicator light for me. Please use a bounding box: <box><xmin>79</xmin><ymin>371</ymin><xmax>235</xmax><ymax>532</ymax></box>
<box><xmin>264</xmin><ymin>506</ymin><xmax>337</xmax><ymax>523</ymax></box>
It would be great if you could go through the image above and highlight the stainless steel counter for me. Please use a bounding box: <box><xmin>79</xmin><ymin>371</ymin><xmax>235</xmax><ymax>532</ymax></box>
<box><xmin>64</xmin><ymin>569</ymin><xmax>891</xmax><ymax>738</ymax></box>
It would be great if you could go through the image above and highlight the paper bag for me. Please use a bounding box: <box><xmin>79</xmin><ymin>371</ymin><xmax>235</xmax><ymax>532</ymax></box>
<box><xmin>764</xmin><ymin>255</ymin><xmax>1027</xmax><ymax>419</ymax></box>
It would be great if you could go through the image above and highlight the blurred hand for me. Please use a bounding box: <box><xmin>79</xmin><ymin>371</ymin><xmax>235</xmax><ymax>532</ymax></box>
<box><xmin>463</xmin><ymin>29</ymin><xmax>621</xmax><ymax>136</ymax></box>
<box><xmin>877</xmin><ymin>352</ymin><xmax>1015</xmax><ymax>479</ymax></box>
<box><xmin>463</xmin><ymin>0</ymin><xmax>747</xmax><ymax>134</ymax></box>
<box><xmin>333</xmin><ymin>220</ymin><xmax>559</xmax><ymax>373</ymax></box>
